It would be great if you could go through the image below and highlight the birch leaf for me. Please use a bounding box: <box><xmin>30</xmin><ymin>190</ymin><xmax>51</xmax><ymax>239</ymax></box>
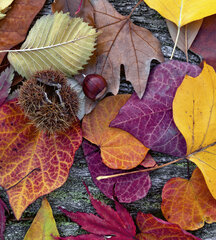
<box><xmin>7</xmin><ymin>12</ymin><xmax>98</xmax><ymax>78</ymax></box>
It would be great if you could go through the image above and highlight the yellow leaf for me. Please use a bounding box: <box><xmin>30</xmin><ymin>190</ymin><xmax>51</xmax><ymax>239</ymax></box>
<box><xmin>24</xmin><ymin>198</ymin><xmax>59</xmax><ymax>240</ymax></box>
<box><xmin>173</xmin><ymin>62</ymin><xmax>216</xmax><ymax>198</ymax></box>
<box><xmin>143</xmin><ymin>0</ymin><xmax>216</xmax><ymax>27</ymax></box>
<box><xmin>7</xmin><ymin>12</ymin><xmax>98</xmax><ymax>78</ymax></box>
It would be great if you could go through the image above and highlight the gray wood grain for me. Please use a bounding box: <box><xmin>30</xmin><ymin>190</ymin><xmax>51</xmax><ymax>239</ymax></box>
<box><xmin>1</xmin><ymin>0</ymin><xmax>215</xmax><ymax>239</ymax></box>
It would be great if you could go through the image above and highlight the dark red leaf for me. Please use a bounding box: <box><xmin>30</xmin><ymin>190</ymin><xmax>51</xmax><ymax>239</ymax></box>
<box><xmin>59</xmin><ymin>185</ymin><xmax>136</xmax><ymax>240</ymax></box>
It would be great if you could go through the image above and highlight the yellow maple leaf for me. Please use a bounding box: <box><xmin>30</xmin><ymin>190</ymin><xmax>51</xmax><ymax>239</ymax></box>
<box><xmin>173</xmin><ymin>62</ymin><xmax>216</xmax><ymax>199</ymax></box>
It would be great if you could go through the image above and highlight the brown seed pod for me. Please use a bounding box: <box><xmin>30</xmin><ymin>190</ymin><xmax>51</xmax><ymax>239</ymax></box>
<box><xmin>19</xmin><ymin>70</ymin><xmax>79</xmax><ymax>134</ymax></box>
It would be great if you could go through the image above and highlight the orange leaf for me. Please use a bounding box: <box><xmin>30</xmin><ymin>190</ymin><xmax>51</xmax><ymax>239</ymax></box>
<box><xmin>0</xmin><ymin>100</ymin><xmax>82</xmax><ymax>220</ymax></box>
<box><xmin>82</xmin><ymin>95</ymin><xmax>149</xmax><ymax>170</ymax></box>
<box><xmin>0</xmin><ymin>0</ymin><xmax>46</xmax><ymax>64</ymax></box>
<box><xmin>161</xmin><ymin>168</ymin><xmax>216</xmax><ymax>230</ymax></box>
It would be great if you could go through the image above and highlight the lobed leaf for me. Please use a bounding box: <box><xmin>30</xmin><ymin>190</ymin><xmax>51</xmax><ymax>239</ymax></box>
<box><xmin>111</xmin><ymin>60</ymin><xmax>201</xmax><ymax>157</ymax></box>
<box><xmin>8</xmin><ymin>12</ymin><xmax>98</xmax><ymax>78</ymax></box>
<box><xmin>82</xmin><ymin>95</ymin><xmax>149</xmax><ymax>169</ymax></box>
<box><xmin>0</xmin><ymin>100</ymin><xmax>82</xmax><ymax>219</ymax></box>
<box><xmin>173</xmin><ymin>62</ymin><xmax>216</xmax><ymax>199</ymax></box>
<box><xmin>24</xmin><ymin>198</ymin><xmax>59</xmax><ymax>240</ymax></box>
<box><xmin>161</xmin><ymin>168</ymin><xmax>216</xmax><ymax>230</ymax></box>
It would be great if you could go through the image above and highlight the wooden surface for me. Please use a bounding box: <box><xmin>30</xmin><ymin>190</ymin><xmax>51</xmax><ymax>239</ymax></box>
<box><xmin>1</xmin><ymin>0</ymin><xmax>216</xmax><ymax>239</ymax></box>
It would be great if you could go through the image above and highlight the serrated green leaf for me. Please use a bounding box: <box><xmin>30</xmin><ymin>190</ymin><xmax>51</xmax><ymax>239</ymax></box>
<box><xmin>8</xmin><ymin>12</ymin><xmax>98</xmax><ymax>78</ymax></box>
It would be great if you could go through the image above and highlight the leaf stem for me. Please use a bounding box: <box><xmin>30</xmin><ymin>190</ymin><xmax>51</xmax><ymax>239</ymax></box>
<box><xmin>96</xmin><ymin>157</ymin><xmax>184</xmax><ymax>180</ymax></box>
<box><xmin>128</xmin><ymin>0</ymin><xmax>143</xmax><ymax>18</ymax></box>
<box><xmin>170</xmin><ymin>25</ymin><xmax>181</xmax><ymax>59</ymax></box>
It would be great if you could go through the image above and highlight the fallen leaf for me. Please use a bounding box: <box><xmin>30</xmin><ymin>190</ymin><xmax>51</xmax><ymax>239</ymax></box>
<box><xmin>161</xmin><ymin>168</ymin><xmax>216</xmax><ymax>230</ymax></box>
<box><xmin>143</xmin><ymin>0</ymin><xmax>216</xmax><ymax>27</ymax></box>
<box><xmin>24</xmin><ymin>198</ymin><xmax>59</xmax><ymax>240</ymax></box>
<box><xmin>111</xmin><ymin>60</ymin><xmax>201</xmax><ymax>157</ymax></box>
<box><xmin>136</xmin><ymin>212</ymin><xmax>201</xmax><ymax>240</ymax></box>
<box><xmin>0</xmin><ymin>0</ymin><xmax>46</xmax><ymax>64</ymax></box>
<box><xmin>166</xmin><ymin>19</ymin><xmax>203</xmax><ymax>57</ymax></box>
<box><xmin>82</xmin><ymin>95</ymin><xmax>149</xmax><ymax>169</ymax></box>
<box><xmin>0</xmin><ymin>197</ymin><xmax>8</xmax><ymax>240</ymax></box>
<box><xmin>0</xmin><ymin>0</ymin><xmax>14</xmax><ymax>20</ymax></box>
<box><xmin>53</xmin><ymin>0</ymin><xmax>164</xmax><ymax>98</ymax></box>
<box><xmin>7</xmin><ymin>12</ymin><xmax>98</xmax><ymax>78</ymax></box>
<box><xmin>0</xmin><ymin>66</ymin><xmax>14</xmax><ymax>106</ymax></box>
<box><xmin>190</xmin><ymin>15</ymin><xmax>216</xmax><ymax>70</ymax></box>
<box><xmin>0</xmin><ymin>100</ymin><xmax>82</xmax><ymax>219</ymax></box>
<box><xmin>173</xmin><ymin>62</ymin><xmax>216</xmax><ymax>199</ymax></box>
<box><xmin>82</xmin><ymin>139</ymin><xmax>151</xmax><ymax>203</ymax></box>
<box><xmin>58</xmin><ymin>184</ymin><xmax>136</xmax><ymax>240</ymax></box>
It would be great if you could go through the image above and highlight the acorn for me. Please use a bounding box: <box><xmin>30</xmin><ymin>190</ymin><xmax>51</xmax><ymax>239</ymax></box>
<box><xmin>82</xmin><ymin>74</ymin><xmax>107</xmax><ymax>100</ymax></box>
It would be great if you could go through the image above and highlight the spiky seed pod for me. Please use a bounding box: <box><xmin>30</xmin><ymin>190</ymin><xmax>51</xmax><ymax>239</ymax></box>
<box><xmin>19</xmin><ymin>70</ymin><xmax>79</xmax><ymax>134</ymax></box>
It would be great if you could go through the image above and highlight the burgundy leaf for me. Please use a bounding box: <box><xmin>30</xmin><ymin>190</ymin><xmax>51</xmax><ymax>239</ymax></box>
<box><xmin>59</xmin><ymin>185</ymin><xmax>136</xmax><ymax>240</ymax></box>
<box><xmin>82</xmin><ymin>140</ymin><xmax>151</xmax><ymax>203</ymax></box>
<box><xmin>0</xmin><ymin>67</ymin><xmax>14</xmax><ymax>106</ymax></box>
<box><xmin>190</xmin><ymin>15</ymin><xmax>216</xmax><ymax>70</ymax></box>
<box><xmin>54</xmin><ymin>234</ymin><xmax>104</xmax><ymax>240</ymax></box>
<box><xmin>0</xmin><ymin>198</ymin><xmax>8</xmax><ymax>240</ymax></box>
<box><xmin>111</xmin><ymin>60</ymin><xmax>201</xmax><ymax>157</ymax></box>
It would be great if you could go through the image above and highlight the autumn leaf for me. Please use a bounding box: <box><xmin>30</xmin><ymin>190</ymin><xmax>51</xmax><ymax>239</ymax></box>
<box><xmin>82</xmin><ymin>139</ymin><xmax>151</xmax><ymax>203</ymax></box>
<box><xmin>0</xmin><ymin>0</ymin><xmax>46</xmax><ymax>64</ymax></box>
<box><xmin>0</xmin><ymin>197</ymin><xmax>8</xmax><ymax>240</ymax></box>
<box><xmin>190</xmin><ymin>15</ymin><xmax>216</xmax><ymax>70</ymax></box>
<box><xmin>173</xmin><ymin>62</ymin><xmax>216</xmax><ymax>199</ymax></box>
<box><xmin>166</xmin><ymin>19</ymin><xmax>203</xmax><ymax>58</ymax></box>
<box><xmin>0</xmin><ymin>66</ymin><xmax>14</xmax><ymax>106</ymax></box>
<box><xmin>161</xmin><ymin>168</ymin><xmax>216</xmax><ymax>230</ymax></box>
<box><xmin>7</xmin><ymin>12</ymin><xmax>98</xmax><ymax>78</ymax></box>
<box><xmin>0</xmin><ymin>100</ymin><xmax>82</xmax><ymax>220</ymax></box>
<box><xmin>24</xmin><ymin>198</ymin><xmax>59</xmax><ymax>240</ymax></box>
<box><xmin>0</xmin><ymin>0</ymin><xmax>14</xmax><ymax>20</ymax></box>
<box><xmin>58</xmin><ymin>184</ymin><xmax>137</xmax><ymax>240</ymax></box>
<box><xmin>143</xmin><ymin>0</ymin><xmax>216</xmax><ymax>27</ymax></box>
<box><xmin>53</xmin><ymin>0</ymin><xmax>164</xmax><ymax>98</ymax></box>
<box><xmin>82</xmin><ymin>95</ymin><xmax>149</xmax><ymax>169</ymax></box>
<box><xmin>56</xmin><ymin>185</ymin><xmax>199</xmax><ymax>240</ymax></box>
<box><xmin>136</xmin><ymin>212</ymin><xmax>201</xmax><ymax>240</ymax></box>
<box><xmin>111</xmin><ymin>60</ymin><xmax>201</xmax><ymax>157</ymax></box>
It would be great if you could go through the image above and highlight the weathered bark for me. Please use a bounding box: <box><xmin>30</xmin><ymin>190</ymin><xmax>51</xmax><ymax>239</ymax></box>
<box><xmin>1</xmin><ymin>0</ymin><xmax>216</xmax><ymax>239</ymax></box>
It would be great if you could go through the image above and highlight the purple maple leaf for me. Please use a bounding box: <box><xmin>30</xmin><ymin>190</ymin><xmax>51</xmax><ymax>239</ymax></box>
<box><xmin>111</xmin><ymin>60</ymin><xmax>201</xmax><ymax>157</ymax></box>
<box><xmin>82</xmin><ymin>140</ymin><xmax>151</xmax><ymax>203</ymax></box>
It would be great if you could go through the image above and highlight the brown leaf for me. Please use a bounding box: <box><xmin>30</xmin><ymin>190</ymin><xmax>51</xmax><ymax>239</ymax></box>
<box><xmin>0</xmin><ymin>0</ymin><xmax>46</xmax><ymax>65</ymax></box>
<box><xmin>166</xmin><ymin>19</ymin><xmax>203</xmax><ymax>59</ymax></box>
<box><xmin>53</xmin><ymin>0</ymin><xmax>164</xmax><ymax>98</ymax></box>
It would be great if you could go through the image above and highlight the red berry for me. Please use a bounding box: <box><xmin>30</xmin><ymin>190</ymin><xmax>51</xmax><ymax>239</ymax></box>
<box><xmin>83</xmin><ymin>74</ymin><xmax>107</xmax><ymax>100</ymax></box>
